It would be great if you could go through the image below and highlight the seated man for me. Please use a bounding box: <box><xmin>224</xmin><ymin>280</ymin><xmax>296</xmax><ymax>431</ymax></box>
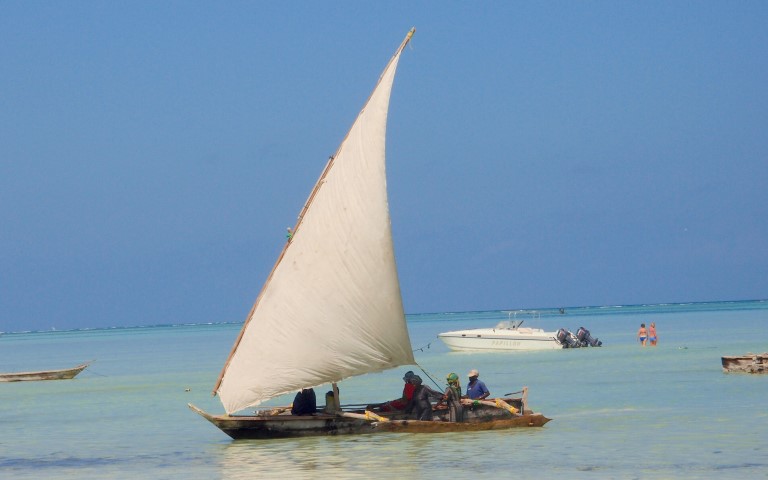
<box><xmin>291</xmin><ymin>388</ymin><xmax>317</xmax><ymax>415</ymax></box>
<box><xmin>374</xmin><ymin>370</ymin><xmax>416</xmax><ymax>412</ymax></box>
<box><xmin>466</xmin><ymin>369</ymin><xmax>490</xmax><ymax>400</ymax></box>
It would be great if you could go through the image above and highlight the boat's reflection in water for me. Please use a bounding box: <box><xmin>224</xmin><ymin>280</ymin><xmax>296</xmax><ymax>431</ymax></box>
<box><xmin>215</xmin><ymin>429</ymin><xmax>542</xmax><ymax>479</ymax></box>
<box><xmin>217</xmin><ymin>434</ymin><xmax>424</xmax><ymax>479</ymax></box>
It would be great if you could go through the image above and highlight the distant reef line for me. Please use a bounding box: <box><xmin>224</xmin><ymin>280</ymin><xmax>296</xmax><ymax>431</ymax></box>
<box><xmin>5</xmin><ymin>298</ymin><xmax>766</xmax><ymax>334</ymax></box>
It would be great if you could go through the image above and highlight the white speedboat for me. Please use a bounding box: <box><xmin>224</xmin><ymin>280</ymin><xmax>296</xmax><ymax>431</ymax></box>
<box><xmin>437</xmin><ymin>311</ymin><xmax>602</xmax><ymax>352</ymax></box>
<box><xmin>438</xmin><ymin>311</ymin><xmax>562</xmax><ymax>351</ymax></box>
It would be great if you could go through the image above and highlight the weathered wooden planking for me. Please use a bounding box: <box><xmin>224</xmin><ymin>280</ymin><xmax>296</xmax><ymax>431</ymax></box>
<box><xmin>722</xmin><ymin>353</ymin><xmax>768</xmax><ymax>374</ymax></box>
<box><xmin>188</xmin><ymin>397</ymin><xmax>550</xmax><ymax>440</ymax></box>
<box><xmin>0</xmin><ymin>362</ymin><xmax>90</xmax><ymax>382</ymax></box>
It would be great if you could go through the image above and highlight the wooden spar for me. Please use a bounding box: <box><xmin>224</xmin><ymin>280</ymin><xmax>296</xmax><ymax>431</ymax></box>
<box><xmin>337</xmin><ymin>411</ymin><xmax>390</xmax><ymax>422</ymax></box>
<box><xmin>365</xmin><ymin>411</ymin><xmax>389</xmax><ymax>422</ymax></box>
<box><xmin>463</xmin><ymin>398</ymin><xmax>519</xmax><ymax>415</ymax></box>
<box><xmin>461</xmin><ymin>398</ymin><xmax>519</xmax><ymax>414</ymax></box>
<box><xmin>495</xmin><ymin>398</ymin><xmax>518</xmax><ymax>414</ymax></box>
<box><xmin>522</xmin><ymin>386</ymin><xmax>529</xmax><ymax>412</ymax></box>
<box><xmin>331</xmin><ymin>383</ymin><xmax>341</xmax><ymax>411</ymax></box>
<box><xmin>212</xmin><ymin>28</ymin><xmax>416</xmax><ymax>397</ymax></box>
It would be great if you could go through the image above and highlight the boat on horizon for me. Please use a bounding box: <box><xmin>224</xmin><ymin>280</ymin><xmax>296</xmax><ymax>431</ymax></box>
<box><xmin>438</xmin><ymin>310</ymin><xmax>602</xmax><ymax>351</ymax></box>
<box><xmin>189</xmin><ymin>29</ymin><xmax>550</xmax><ymax>439</ymax></box>
<box><xmin>0</xmin><ymin>362</ymin><xmax>90</xmax><ymax>382</ymax></box>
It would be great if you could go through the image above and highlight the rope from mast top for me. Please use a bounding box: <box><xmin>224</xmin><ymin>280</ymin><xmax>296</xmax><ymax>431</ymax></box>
<box><xmin>416</xmin><ymin>364</ymin><xmax>442</xmax><ymax>391</ymax></box>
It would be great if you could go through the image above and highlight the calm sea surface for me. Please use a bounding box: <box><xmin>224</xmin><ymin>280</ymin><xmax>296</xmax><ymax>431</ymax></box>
<box><xmin>1</xmin><ymin>300</ymin><xmax>767</xmax><ymax>479</ymax></box>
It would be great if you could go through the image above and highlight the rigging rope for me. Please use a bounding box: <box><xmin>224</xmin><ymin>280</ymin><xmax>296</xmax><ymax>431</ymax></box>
<box><xmin>415</xmin><ymin>363</ymin><xmax>443</xmax><ymax>391</ymax></box>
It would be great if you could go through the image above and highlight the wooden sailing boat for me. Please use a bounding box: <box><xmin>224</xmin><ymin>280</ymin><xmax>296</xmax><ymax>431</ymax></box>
<box><xmin>0</xmin><ymin>362</ymin><xmax>90</xmax><ymax>382</ymax></box>
<box><xmin>189</xmin><ymin>28</ymin><xmax>550</xmax><ymax>439</ymax></box>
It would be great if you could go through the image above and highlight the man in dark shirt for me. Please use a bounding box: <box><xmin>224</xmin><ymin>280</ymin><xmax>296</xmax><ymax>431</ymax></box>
<box><xmin>291</xmin><ymin>388</ymin><xmax>317</xmax><ymax>415</ymax></box>
<box><xmin>405</xmin><ymin>375</ymin><xmax>441</xmax><ymax>420</ymax></box>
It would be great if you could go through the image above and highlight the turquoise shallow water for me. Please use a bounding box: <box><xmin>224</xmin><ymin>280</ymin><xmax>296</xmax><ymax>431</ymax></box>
<box><xmin>1</xmin><ymin>300</ymin><xmax>767</xmax><ymax>479</ymax></box>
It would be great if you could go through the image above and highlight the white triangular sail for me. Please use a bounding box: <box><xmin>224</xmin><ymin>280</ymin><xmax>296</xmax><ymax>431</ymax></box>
<box><xmin>215</xmin><ymin>29</ymin><xmax>416</xmax><ymax>415</ymax></box>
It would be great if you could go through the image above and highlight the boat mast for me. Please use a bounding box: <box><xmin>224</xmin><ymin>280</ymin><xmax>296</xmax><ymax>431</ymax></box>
<box><xmin>212</xmin><ymin>28</ymin><xmax>415</xmax><ymax>398</ymax></box>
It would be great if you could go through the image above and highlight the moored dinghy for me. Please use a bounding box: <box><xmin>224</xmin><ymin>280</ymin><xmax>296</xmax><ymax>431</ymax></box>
<box><xmin>188</xmin><ymin>29</ymin><xmax>550</xmax><ymax>439</ymax></box>
<box><xmin>722</xmin><ymin>353</ymin><xmax>768</xmax><ymax>373</ymax></box>
<box><xmin>0</xmin><ymin>362</ymin><xmax>90</xmax><ymax>382</ymax></box>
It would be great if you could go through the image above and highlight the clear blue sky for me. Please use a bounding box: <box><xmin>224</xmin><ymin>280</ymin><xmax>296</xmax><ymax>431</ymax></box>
<box><xmin>2</xmin><ymin>2</ymin><xmax>766</xmax><ymax>332</ymax></box>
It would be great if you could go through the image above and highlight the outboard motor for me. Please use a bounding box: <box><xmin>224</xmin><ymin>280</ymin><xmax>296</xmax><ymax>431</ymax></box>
<box><xmin>576</xmin><ymin>326</ymin><xmax>602</xmax><ymax>347</ymax></box>
<box><xmin>556</xmin><ymin>328</ymin><xmax>581</xmax><ymax>348</ymax></box>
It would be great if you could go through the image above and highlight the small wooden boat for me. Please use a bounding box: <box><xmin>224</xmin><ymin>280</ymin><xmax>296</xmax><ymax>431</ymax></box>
<box><xmin>0</xmin><ymin>362</ymin><xmax>90</xmax><ymax>382</ymax></box>
<box><xmin>189</xmin><ymin>392</ymin><xmax>550</xmax><ymax>440</ymax></box>
<box><xmin>721</xmin><ymin>353</ymin><xmax>768</xmax><ymax>374</ymax></box>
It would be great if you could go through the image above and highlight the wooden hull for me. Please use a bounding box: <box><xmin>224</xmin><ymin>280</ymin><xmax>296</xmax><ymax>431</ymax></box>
<box><xmin>190</xmin><ymin>405</ymin><xmax>377</xmax><ymax>439</ymax></box>
<box><xmin>189</xmin><ymin>397</ymin><xmax>551</xmax><ymax>440</ymax></box>
<box><xmin>0</xmin><ymin>363</ymin><xmax>90</xmax><ymax>382</ymax></box>
<box><xmin>722</xmin><ymin>353</ymin><xmax>768</xmax><ymax>374</ymax></box>
<box><xmin>374</xmin><ymin>414</ymin><xmax>551</xmax><ymax>433</ymax></box>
